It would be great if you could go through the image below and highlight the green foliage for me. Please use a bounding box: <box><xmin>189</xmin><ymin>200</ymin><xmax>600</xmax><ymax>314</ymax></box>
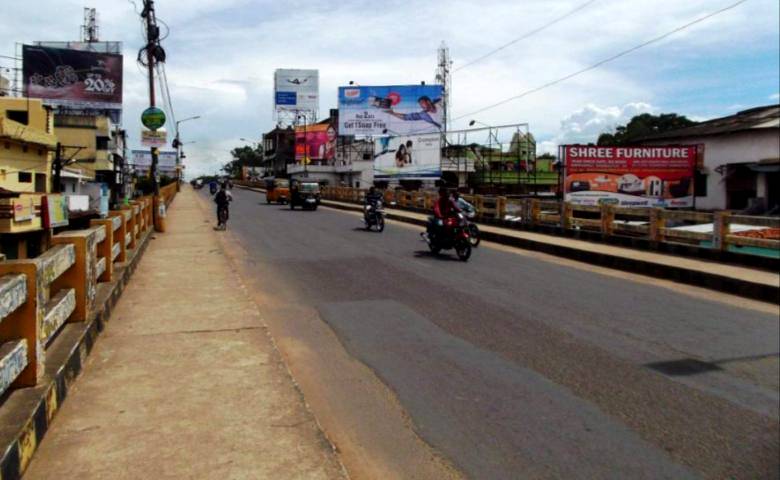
<box><xmin>222</xmin><ymin>144</ymin><xmax>264</xmax><ymax>178</ymax></box>
<box><xmin>597</xmin><ymin>113</ymin><xmax>697</xmax><ymax>146</ymax></box>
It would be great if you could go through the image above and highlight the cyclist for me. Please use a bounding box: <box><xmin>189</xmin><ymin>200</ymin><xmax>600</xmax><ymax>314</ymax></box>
<box><xmin>214</xmin><ymin>182</ymin><xmax>232</xmax><ymax>230</ymax></box>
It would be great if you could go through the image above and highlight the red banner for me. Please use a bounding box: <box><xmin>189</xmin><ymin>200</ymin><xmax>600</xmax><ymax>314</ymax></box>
<box><xmin>562</xmin><ymin>145</ymin><xmax>698</xmax><ymax>208</ymax></box>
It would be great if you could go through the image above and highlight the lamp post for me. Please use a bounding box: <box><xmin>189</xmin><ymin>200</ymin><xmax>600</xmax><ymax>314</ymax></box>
<box><xmin>175</xmin><ymin>115</ymin><xmax>201</xmax><ymax>186</ymax></box>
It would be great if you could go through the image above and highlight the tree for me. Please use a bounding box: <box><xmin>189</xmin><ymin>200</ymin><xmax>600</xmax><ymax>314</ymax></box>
<box><xmin>597</xmin><ymin>113</ymin><xmax>697</xmax><ymax>146</ymax></box>
<box><xmin>222</xmin><ymin>145</ymin><xmax>263</xmax><ymax>178</ymax></box>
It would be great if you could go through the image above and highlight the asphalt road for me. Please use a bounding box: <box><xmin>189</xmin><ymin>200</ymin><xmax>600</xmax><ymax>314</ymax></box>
<box><xmin>212</xmin><ymin>187</ymin><xmax>779</xmax><ymax>480</ymax></box>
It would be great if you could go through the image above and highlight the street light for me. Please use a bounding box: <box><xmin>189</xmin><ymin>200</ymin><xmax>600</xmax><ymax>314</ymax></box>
<box><xmin>174</xmin><ymin>115</ymin><xmax>202</xmax><ymax>185</ymax></box>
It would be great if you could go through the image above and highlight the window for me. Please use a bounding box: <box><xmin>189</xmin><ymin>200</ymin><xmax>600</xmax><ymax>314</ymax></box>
<box><xmin>7</xmin><ymin>110</ymin><xmax>29</xmax><ymax>125</ymax></box>
<box><xmin>18</xmin><ymin>172</ymin><xmax>32</xmax><ymax>183</ymax></box>
<box><xmin>96</xmin><ymin>136</ymin><xmax>110</xmax><ymax>150</ymax></box>
<box><xmin>694</xmin><ymin>171</ymin><xmax>708</xmax><ymax>197</ymax></box>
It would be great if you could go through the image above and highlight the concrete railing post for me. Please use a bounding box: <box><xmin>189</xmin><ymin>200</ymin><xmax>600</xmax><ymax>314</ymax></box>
<box><xmin>50</xmin><ymin>228</ymin><xmax>102</xmax><ymax>323</ymax></box>
<box><xmin>0</xmin><ymin>264</ymin><xmax>43</xmax><ymax>387</ymax></box>
<box><xmin>530</xmin><ymin>199</ymin><xmax>541</xmax><ymax>225</ymax></box>
<box><xmin>649</xmin><ymin>208</ymin><xmax>665</xmax><ymax>242</ymax></box>
<box><xmin>713</xmin><ymin>211</ymin><xmax>731</xmax><ymax>251</ymax></box>
<box><xmin>89</xmin><ymin>220</ymin><xmax>114</xmax><ymax>282</ymax></box>
<box><xmin>109</xmin><ymin>211</ymin><xmax>128</xmax><ymax>263</ymax></box>
<box><xmin>560</xmin><ymin>202</ymin><xmax>572</xmax><ymax>229</ymax></box>
<box><xmin>600</xmin><ymin>204</ymin><xmax>615</xmax><ymax>237</ymax></box>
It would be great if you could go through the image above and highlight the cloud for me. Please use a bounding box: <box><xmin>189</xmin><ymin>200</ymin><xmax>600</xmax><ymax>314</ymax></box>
<box><xmin>1</xmin><ymin>0</ymin><xmax>777</xmax><ymax>178</ymax></box>
<box><xmin>770</xmin><ymin>93</ymin><xmax>780</xmax><ymax>101</ymax></box>
<box><xmin>538</xmin><ymin>102</ymin><xmax>657</xmax><ymax>155</ymax></box>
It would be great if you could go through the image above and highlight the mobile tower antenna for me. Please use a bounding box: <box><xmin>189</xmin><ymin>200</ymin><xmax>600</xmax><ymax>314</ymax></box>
<box><xmin>81</xmin><ymin>7</ymin><xmax>100</xmax><ymax>42</ymax></box>
<box><xmin>436</xmin><ymin>42</ymin><xmax>452</xmax><ymax>133</ymax></box>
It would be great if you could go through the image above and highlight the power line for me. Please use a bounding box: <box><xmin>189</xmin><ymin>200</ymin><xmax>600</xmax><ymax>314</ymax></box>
<box><xmin>454</xmin><ymin>0</ymin><xmax>750</xmax><ymax>121</ymax></box>
<box><xmin>454</xmin><ymin>0</ymin><xmax>598</xmax><ymax>73</ymax></box>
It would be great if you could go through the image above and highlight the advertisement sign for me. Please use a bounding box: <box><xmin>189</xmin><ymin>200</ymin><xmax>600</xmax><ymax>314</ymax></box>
<box><xmin>338</xmin><ymin>85</ymin><xmax>444</xmax><ymax>136</ymax></box>
<box><xmin>12</xmin><ymin>197</ymin><xmax>35</xmax><ymax>222</ymax></box>
<box><xmin>374</xmin><ymin>133</ymin><xmax>442</xmax><ymax>180</ymax></box>
<box><xmin>274</xmin><ymin>69</ymin><xmax>319</xmax><ymax>111</ymax></box>
<box><xmin>130</xmin><ymin>150</ymin><xmax>177</xmax><ymax>169</ymax></box>
<box><xmin>43</xmin><ymin>195</ymin><xmax>69</xmax><ymax>228</ymax></box>
<box><xmin>141</xmin><ymin>107</ymin><xmax>166</xmax><ymax>130</ymax></box>
<box><xmin>562</xmin><ymin>145</ymin><xmax>697</xmax><ymax>208</ymax></box>
<box><xmin>141</xmin><ymin>129</ymin><xmax>167</xmax><ymax>147</ymax></box>
<box><xmin>295</xmin><ymin>123</ymin><xmax>337</xmax><ymax>165</ymax></box>
<box><xmin>22</xmin><ymin>44</ymin><xmax>123</xmax><ymax>110</ymax></box>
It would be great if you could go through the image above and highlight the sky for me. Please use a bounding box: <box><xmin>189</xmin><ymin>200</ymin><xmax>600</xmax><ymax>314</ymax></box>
<box><xmin>1</xmin><ymin>0</ymin><xmax>778</xmax><ymax>178</ymax></box>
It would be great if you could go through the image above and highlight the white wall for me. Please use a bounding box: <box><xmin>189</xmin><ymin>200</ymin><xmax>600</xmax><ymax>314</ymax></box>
<box><xmin>645</xmin><ymin>128</ymin><xmax>779</xmax><ymax>210</ymax></box>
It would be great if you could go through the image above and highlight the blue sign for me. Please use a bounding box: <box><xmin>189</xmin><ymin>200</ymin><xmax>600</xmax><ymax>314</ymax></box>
<box><xmin>275</xmin><ymin>91</ymin><xmax>297</xmax><ymax>106</ymax></box>
<box><xmin>338</xmin><ymin>85</ymin><xmax>444</xmax><ymax>136</ymax></box>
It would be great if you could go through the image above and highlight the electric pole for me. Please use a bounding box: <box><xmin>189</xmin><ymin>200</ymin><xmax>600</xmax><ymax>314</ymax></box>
<box><xmin>141</xmin><ymin>0</ymin><xmax>161</xmax><ymax>195</ymax></box>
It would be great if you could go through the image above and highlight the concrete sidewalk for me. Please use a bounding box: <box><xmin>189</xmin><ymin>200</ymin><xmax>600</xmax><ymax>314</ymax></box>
<box><xmin>23</xmin><ymin>188</ymin><xmax>346</xmax><ymax>479</ymax></box>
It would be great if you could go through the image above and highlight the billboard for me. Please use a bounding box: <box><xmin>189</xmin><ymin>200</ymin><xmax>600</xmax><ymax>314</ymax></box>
<box><xmin>274</xmin><ymin>69</ymin><xmax>319</xmax><ymax>111</ymax></box>
<box><xmin>562</xmin><ymin>145</ymin><xmax>697</xmax><ymax>208</ymax></box>
<box><xmin>23</xmin><ymin>45</ymin><xmax>123</xmax><ymax>110</ymax></box>
<box><xmin>374</xmin><ymin>133</ymin><xmax>442</xmax><ymax>180</ymax></box>
<box><xmin>295</xmin><ymin>123</ymin><xmax>337</xmax><ymax>165</ymax></box>
<box><xmin>130</xmin><ymin>150</ymin><xmax>177</xmax><ymax>170</ymax></box>
<box><xmin>338</xmin><ymin>85</ymin><xmax>444</xmax><ymax>136</ymax></box>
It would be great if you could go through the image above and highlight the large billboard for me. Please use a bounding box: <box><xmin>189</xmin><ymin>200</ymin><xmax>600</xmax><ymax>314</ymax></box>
<box><xmin>562</xmin><ymin>145</ymin><xmax>697</xmax><ymax>208</ymax></box>
<box><xmin>23</xmin><ymin>45</ymin><xmax>123</xmax><ymax>110</ymax></box>
<box><xmin>338</xmin><ymin>85</ymin><xmax>444</xmax><ymax>136</ymax></box>
<box><xmin>274</xmin><ymin>69</ymin><xmax>319</xmax><ymax>112</ymax></box>
<box><xmin>374</xmin><ymin>133</ymin><xmax>442</xmax><ymax>180</ymax></box>
<box><xmin>295</xmin><ymin>123</ymin><xmax>337</xmax><ymax>165</ymax></box>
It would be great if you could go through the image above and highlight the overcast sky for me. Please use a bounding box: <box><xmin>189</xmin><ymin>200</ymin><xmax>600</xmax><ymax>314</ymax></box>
<box><xmin>1</xmin><ymin>0</ymin><xmax>778</xmax><ymax>177</ymax></box>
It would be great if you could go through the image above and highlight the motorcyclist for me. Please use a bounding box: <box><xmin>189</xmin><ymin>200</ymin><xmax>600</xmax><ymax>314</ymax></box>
<box><xmin>364</xmin><ymin>186</ymin><xmax>384</xmax><ymax>225</ymax></box>
<box><xmin>451</xmin><ymin>191</ymin><xmax>475</xmax><ymax>216</ymax></box>
<box><xmin>214</xmin><ymin>182</ymin><xmax>232</xmax><ymax>230</ymax></box>
<box><xmin>427</xmin><ymin>186</ymin><xmax>461</xmax><ymax>239</ymax></box>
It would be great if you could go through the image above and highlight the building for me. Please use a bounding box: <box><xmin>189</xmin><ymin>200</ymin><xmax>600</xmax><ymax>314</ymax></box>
<box><xmin>0</xmin><ymin>97</ymin><xmax>58</xmax><ymax>258</ymax></box>
<box><xmin>53</xmin><ymin>113</ymin><xmax>118</xmax><ymax>181</ymax></box>
<box><xmin>261</xmin><ymin>126</ymin><xmax>295</xmax><ymax>178</ymax></box>
<box><xmin>288</xmin><ymin>137</ymin><xmax>375</xmax><ymax>187</ymax></box>
<box><xmin>638</xmin><ymin>105</ymin><xmax>779</xmax><ymax>212</ymax></box>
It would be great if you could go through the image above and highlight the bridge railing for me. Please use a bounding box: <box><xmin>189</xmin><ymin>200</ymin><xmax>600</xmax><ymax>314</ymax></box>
<box><xmin>0</xmin><ymin>197</ymin><xmax>156</xmax><ymax>397</ymax></box>
<box><xmin>320</xmin><ymin>187</ymin><xmax>780</xmax><ymax>255</ymax></box>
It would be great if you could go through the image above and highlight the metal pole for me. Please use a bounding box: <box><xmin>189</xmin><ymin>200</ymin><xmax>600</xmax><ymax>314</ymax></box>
<box><xmin>143</xmin><ymin>0</ymin><xmax>159</xmax><ymax>196</ymax></box>
<box><xmin>53</xmin><ymin>142</ymin><xmax>62</xmax><ymax>193</ymax></box>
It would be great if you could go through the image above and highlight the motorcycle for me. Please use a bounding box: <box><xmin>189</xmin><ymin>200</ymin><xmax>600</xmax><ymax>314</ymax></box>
<box><xmin>460</xmin><ymin>210</ymin><xmax>481</xmax><ymax>247</ymax></box>
<box><xmin>364</xmin><ymin>201</ymin><xmax>385</xmax><ymax>232</ymax></box>
<box><xmin>422</xmin><ymin>215</ymin><xmax>472</xmax><ymax>261</ymax></box>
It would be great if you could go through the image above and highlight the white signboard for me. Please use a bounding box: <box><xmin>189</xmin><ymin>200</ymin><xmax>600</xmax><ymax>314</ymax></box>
<box><xmin>141</xmin><ymin>129</ymin><xmax>167</xmax><ymax>147</ymax></box>
<box><xmin>374</xmin><ymin>133</ymin><xmax>442</xmax><ymax>180</ymax></box>
<box><xmin>274</xmin><ymin>69</ymin><xmax>319</xmax><ymax>112</ymax></box>
<box><xmin>131</xmin><ymin>150</ymin><xmax>177</xmax><ymax>169</ymax></box>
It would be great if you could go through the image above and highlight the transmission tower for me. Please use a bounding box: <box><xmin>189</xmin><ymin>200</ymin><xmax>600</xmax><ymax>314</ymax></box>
<box><xmin>436</xmin><ymin>42</ymin><xmax>452</xmax><ymax>133</ymax></box>
<box><xmin>81</xmin><ymin>8</ymin><xmax>99</xmax><ymax>42</ymax></box>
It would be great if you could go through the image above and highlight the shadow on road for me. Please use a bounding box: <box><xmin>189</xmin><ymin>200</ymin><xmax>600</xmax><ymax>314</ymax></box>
<box><xmin>413</xmin><ymin>250</ymin><xmax>463</xmax><ymax>262</ymax></box>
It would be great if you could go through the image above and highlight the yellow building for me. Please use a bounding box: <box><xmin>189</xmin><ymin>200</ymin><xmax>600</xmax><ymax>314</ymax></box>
<box><xmin>0</xmin><ymin>97</ymin><xmax>58</xmax><ymax>258</ymax></box>
<box><xmin>54</xmin><ymin>114</ymin><xmax>116</xmax><ymax>180</ymax></box>
<box><xmin>0</xmin><ymin>97</ymin><xmax>56</xmax><ymax>193</ymax></box>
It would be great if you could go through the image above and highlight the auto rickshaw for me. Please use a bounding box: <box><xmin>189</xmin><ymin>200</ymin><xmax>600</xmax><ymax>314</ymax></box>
<box><xmin>265</xmin><ymin>178</ymin><xmax>290</xmax><ymax>204</ymax></box>
<box><xmin>289</xmin><ymin>180</ymin><xmax>320</xmax><ymax>210</ymax></box>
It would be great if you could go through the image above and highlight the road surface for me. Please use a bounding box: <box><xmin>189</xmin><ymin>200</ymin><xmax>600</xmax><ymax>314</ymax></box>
<box><xmin>206</xmin><ymin>187</ymin><xmax>779</xmax><ymax>480</ymax></box>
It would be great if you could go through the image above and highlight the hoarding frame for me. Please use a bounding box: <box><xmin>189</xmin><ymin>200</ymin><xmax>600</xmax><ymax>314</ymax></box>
<box><xmin>561</xmin><ymin>144</ymin><xmax>698</xmax><ymax>208</ymax></box>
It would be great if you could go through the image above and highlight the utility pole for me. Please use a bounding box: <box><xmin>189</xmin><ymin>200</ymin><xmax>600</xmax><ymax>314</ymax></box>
<box><xmin>142</xmin><ymin>0</ymin><xmax>160</xmax><ymax>196</ymax></box>
<box><xmin>53</xmin><ymin>143</ymin><xmax>62</xmax><ymax>193</ymax></box>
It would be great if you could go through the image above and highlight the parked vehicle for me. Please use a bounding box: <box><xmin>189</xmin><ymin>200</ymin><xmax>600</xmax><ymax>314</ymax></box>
<box><xmin>364</xmin><ymin>200</ymin><xmax>385</xmax><ymax>232</ymax></box>
<box><xmin>265</xmin><ymin>178</ymin><xmax>290</xmax><ymax>204</ymax></box>
<box><xmin>422</xmin><ymin>216</ymin><xmax>472</xmax><ymax>261</ymax></box>
<box><xmin>290</xmin><ymin>181</ymin><xmax>320</xmax><ymax>210</ymax></box>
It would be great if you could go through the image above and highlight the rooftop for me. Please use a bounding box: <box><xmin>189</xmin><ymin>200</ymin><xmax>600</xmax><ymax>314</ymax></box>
<box><xmin>636</xmin><ymin>104</ymin><xmax>779</xmax><ymax>141</ymax></box>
